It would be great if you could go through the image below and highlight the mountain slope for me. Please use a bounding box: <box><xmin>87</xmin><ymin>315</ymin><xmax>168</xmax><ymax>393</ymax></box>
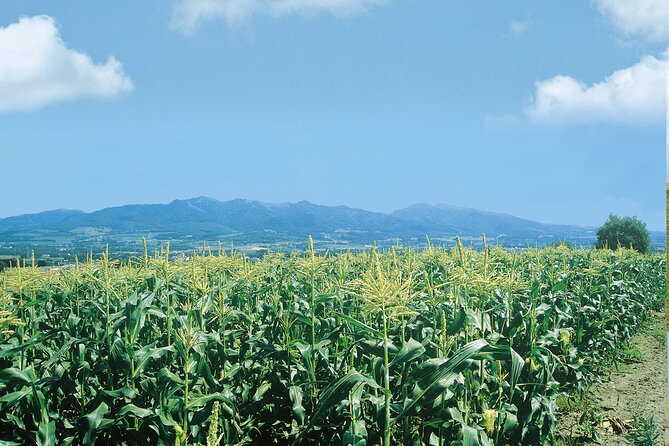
<box><xmin>47</xmin><ymin>197</ymin><xmax>397</xmax><ymax>237</ymax></box>
<box><xmin>2</xmin><ymin>197</ymin><xmax>656</xmax><ymax>251</ymax></box>
<box><xmin>0</xmin><ymin>209</ymin><xmax>84</xmax><ymax>232</ymax></box>
<box><xmin>390</xmin><ymin>203</ymin><xmax>588</xmax><ymax>238</ymax></box>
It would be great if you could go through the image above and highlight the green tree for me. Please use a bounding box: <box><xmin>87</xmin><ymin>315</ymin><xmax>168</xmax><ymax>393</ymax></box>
<box><xmin>596</xmin><ymin>214</ymin><xmax>651</xmax><ymax>253</ymax></box>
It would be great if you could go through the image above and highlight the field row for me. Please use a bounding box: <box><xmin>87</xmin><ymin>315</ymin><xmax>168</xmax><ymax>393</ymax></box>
<box><xmin>0</xmin><ymin>242</ymin><xmax>664</xmax><ymax>445</ymax></box>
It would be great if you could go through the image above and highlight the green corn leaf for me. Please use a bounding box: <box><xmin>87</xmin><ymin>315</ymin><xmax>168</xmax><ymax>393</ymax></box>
<box><xmin>288</xmin><ymin>385</ymin><xmax>306</xmax><ymax>425</ymax></box>
<box><xmin>342</xmin><ymin>431</ymin><xmax>366</xmax><ymax>446</ymax></box>
<box><xmin>187</xmin><ymin>393</ymin><xmax>235</xmax><ymax>409</ymax></box>
<box><xmin>397</xmin><ymin>339</ymin><xmax>490</xmax><ymax>419</ymax></box>
<box><xmin>252</xmin><ymin>382</ymin><xmax>271</xmax><ymax>402</ymax></box>
<box><xmin>335</xmin><ymin>313</ymin><xmax>383</xmax><ymax>338</ymax></box>
<box><xmin>462</xmin><ymin>425</ymin><xmax>481</xmax><ymax>446</ymax></box>
<box><xmin>83</xmin><ymin>402</ymin><xmax>109</xmax><ymax>445</ymax></box>
<box><xmin>311</xmin><ymin>371</ymin><xmax>379</xmax><ymax>423</ymax></box>
<box><xmin>390</xmin><ymin>338</ymin><xmax>425</xmax><ymax>367</ymax></box>
<box><xmin>110</xmin><ymin>338</ymin><xmax>131</xmax><ymax>370</ymax></box>
<box><xmin>0</xmin><ymin>368</ymin><xmax>32</xmax><ymax>386</ymax></box>
<box><xmin>36</xmin><ymin>420</ymin><xmax>55</xmax><ymax>446</ymax></box>
<box><xmin>132</xmin><ymin>344</ymin><xmax>175</xmax><ymax>378</ymax></box>
<box><xmin>116</xmin><ymin>404</ymin><xmax>153</xmax><ymax>419</ymax></box>
<box><xmin>446</xmin><ymin>307</ymin><xmax>468</xmax><ymax>335</ymax></box>
<box><xmin>100</xmin><ymin>386</ymin><xmax>136</xmax><ymax>399</ymax></box>
<box><xmin>0</xmin><ymin>388</ymin><xmax>31</xmax><ymax>407</ymax></box>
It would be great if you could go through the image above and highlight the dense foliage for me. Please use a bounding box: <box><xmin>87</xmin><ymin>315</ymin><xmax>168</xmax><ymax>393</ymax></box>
<box><xmin>596</xmin><ymin>214</ymin><xmax>651</xmax><ymax>253</ymax></box>
<box><xmin>0</xmin><ymin>240</ymin><xmax>664</xmax><ymax>445</ymax></box>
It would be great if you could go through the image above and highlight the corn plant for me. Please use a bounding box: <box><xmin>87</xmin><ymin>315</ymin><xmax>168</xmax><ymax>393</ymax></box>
<box><xmin>0</xmin><ymin>243</ymin><xmax>663</xmax><ymax>445</ymax></box>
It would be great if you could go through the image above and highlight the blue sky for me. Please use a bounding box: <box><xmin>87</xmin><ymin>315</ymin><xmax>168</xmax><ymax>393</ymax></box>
<box><xmin>0</xmin><ymin>0</ymin><xmax>666</xmax><ymax>229</ymax></box>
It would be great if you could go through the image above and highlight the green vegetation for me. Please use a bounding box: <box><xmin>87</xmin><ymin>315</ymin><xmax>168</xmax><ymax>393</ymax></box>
<box><xmin>618</xmin><ymin>345</ymin><xmax>645</xmax><ymax>364</ymax></box>
<box><xmin>625</xmin><ymin>416</ymin><xmax>661</xmax><ymax>446</ymax></box>
<box><xmin>596</xmin><ymin>214</ymin><xmax>651</xmax><ymax>253</ymax></box>
<box><xmin>0</xmin><ymin>241</ymin><xmax>664</xmax><ymax>445</ymax></box>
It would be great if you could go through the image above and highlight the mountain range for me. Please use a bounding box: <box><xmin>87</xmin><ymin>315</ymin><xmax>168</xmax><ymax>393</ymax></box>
<box><xmin>0</xmin><ymin>197</ymin><xmax>663</xmax><ymax>257</ymax></box>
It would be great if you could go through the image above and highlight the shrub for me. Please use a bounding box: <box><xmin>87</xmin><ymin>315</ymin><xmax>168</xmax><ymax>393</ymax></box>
<box><xmin>596</xmin><ymin>214</ymin><xmax>651</xmax><ymax>253</ymax></box>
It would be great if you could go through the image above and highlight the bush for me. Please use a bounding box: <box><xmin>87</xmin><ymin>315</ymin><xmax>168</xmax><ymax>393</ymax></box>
<box><xmin>596</xmin><ymin>214</ymin><xmax>651</xmax><ymax>253</ymax></box>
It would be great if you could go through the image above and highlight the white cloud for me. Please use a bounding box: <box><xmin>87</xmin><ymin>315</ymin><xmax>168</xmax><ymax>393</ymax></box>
<box><xmin>509</xmin><ymin>19</ymin><xmax>528</xmax><ymax>37</ymax></box>
<box><xmin>525</xmin><ymin>53</ymin><xmax>666</xmax><ymax>125</ymax></box>
<box><xmin>0</xmin><ymin>15</ymin><xmax>133</xmax><ymax>113</ymax></box>
<box><xmin>171</xmin><ymin>0</ymin><xmax>388</xmax><ymax>32</ymax></box>
<box><xmin>595</xmin><ymin>0</ymin><xmax>669</xmax><ymax>41</ymax></box>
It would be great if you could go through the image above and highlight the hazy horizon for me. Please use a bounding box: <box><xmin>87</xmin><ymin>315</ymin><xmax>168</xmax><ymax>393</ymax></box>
<box><xmin>3</xmin><ymin>195</ymin><xmax>666</xmax><ymax>233</ymax></box>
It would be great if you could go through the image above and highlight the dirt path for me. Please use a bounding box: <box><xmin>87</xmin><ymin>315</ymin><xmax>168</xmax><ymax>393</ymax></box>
<box><xmin>559</xmin><ymin>310</ymin><xmax>667</xmax><ymax>445</ymax></box>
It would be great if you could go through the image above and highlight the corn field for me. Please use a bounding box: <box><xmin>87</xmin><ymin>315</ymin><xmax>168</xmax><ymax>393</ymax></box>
<box><xmin>0</xmin><ymin>239</ymin><xmax>664</xmax><ymax>445</ymax></box>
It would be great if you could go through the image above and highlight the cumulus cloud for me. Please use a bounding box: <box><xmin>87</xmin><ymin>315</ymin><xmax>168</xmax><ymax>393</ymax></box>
<box><xmin>525</xmin><ymin>53</ymin><xmax>666</xmax><ymax>125</ymax></box>
<box><xmin>171</xmin><ymin>0</ymin><xmax>388</xmax><ymax>32</ymax></box>
<box><xmin>0</xmin><ymin>15</ymin><xmax>133</xmax><ymax>112</ymax></box>
<box><xmin>595</xmin><ymin>0</ymin><xmax>669</xmax><ymax>41</ymax></box>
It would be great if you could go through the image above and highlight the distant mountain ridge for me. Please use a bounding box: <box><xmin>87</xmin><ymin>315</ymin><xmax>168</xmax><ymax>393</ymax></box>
<box><xmin>0</xmin><ymin>209</ymin><xmax>85</xmax><ymax>232</ymax></box>
<box><xmin>0</xmin><ymin>197</ymin><xmax>663</xmax><ymax>252</ymax></box>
